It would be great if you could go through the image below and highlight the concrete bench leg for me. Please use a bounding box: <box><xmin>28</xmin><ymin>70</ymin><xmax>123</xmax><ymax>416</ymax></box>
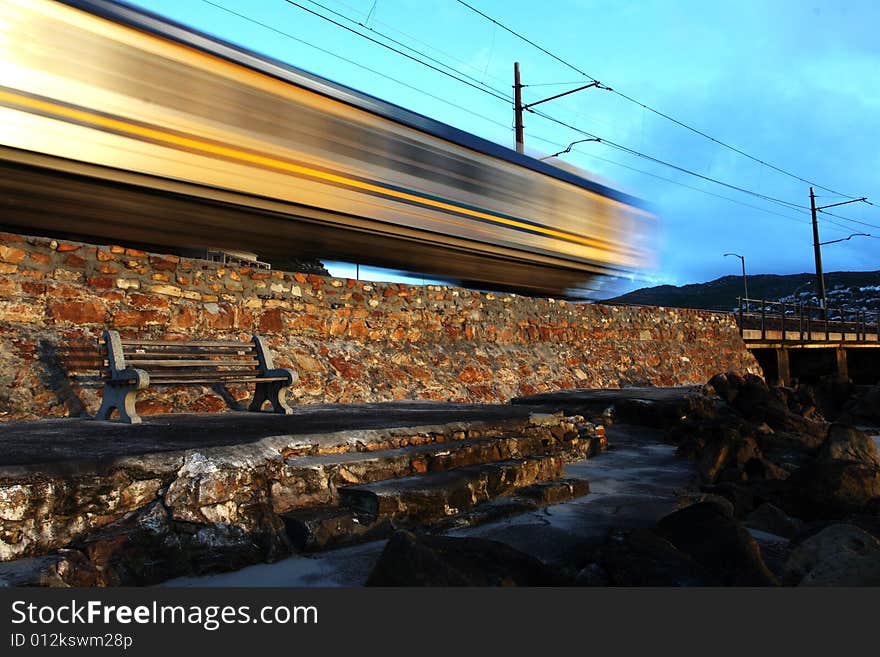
<box><xmin>96</xmin><ymin>384</ymin><xmax>142</xmax><ymax>424</ymax></box>
<box><xmin>249</xmin><ymin>381</ymin><xmax>293</xmax><ymax>414</ymax></box>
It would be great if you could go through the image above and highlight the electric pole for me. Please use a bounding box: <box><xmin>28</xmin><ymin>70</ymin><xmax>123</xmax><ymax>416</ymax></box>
<box><xmin>514</xmin><ymin>62</ymin><xmax>524</xmax><ymax>154</ymax></box>
<box><xmin>809</xmin><ymin>188</ymin><xmax>868</xmax><ymax>318</ymax></box>
<box><xmin>512</xmin><ymin>63</ymin><xmax>605</xmax><ymax>155</ymax></box>
<box><xmin>809</xmin><ymin>187</ymin><xmax>827</xmax><ymax>315</ymax></box>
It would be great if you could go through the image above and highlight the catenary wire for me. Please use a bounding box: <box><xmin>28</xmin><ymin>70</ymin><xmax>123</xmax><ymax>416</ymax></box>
<box><xmin>298</xmin><ymin>0</ymin><xmax>511</xmax><ymax>100</ymax></box>
<box><xmin>282</xmin><ymin>1</ymin><xmax>512</xmax><ymax>103</ymax></box>
<box><xmin>208</xmin><ymin>1</ymin><xmax>867</xmax><ymax>235</ymax></box>
<box><xmin>201</xmin><ymin>1</ymin><xmax>511</xmax><ymax>130</ymax></box>
<box><xmin>455</xmin><ymin>0</ymin><xmax>866</xmax><ymax>201</ymax></box>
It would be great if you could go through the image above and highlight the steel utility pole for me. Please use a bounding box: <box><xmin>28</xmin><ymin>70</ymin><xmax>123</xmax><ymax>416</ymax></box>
<box><xmin>809</xmin><ymin>188</ymin><xmax>868</xmax><ymax>317</ymax></box>
<box><xmin>513</xmin><ymin>63</ymin><xmax>604</xmax><ymax>154</ymax></box>
<box><xmin>514</xmin><ymin>62</ymin><xmax>524</xmax><ymax>154</ymax></box>
<box><xmin>809</xmin><ymin>187</ymin><xmax>826</xmax><ymax>315</ymax></box>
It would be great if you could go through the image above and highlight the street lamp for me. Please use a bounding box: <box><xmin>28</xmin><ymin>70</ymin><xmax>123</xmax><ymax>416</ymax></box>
<box><xmin>724</xmin><ymin>253</ymin><xmax>748</xmax><ymax>300</ymax></box>
<box><xmin>790</xmin><ymin>280</ymin><xmax>813</xmax><ymax>303</ymax></box>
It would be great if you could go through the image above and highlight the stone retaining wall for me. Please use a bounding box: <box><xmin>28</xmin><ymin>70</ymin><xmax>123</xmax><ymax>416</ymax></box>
<box><xmin>0</xmin><ymin>232</ymin><xmax>759</xmax><ymax>420</ymax></box>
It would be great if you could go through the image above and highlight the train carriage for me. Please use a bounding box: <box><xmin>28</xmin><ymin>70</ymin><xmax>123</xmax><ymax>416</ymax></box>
<box><xmin>0</xmin><ymin>0</ymin><xmax>654</xmax><ymax>295</ymax></box>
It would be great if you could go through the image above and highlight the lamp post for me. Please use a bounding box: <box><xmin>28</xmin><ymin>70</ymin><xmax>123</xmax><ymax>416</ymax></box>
<box><xmin>790</xmin><ymin>280</ymin><xmax>813</xmax><ymax>304</ymax></box>
<box><xmin>724</xmin><ymin>252</ymin><xmax>748</xmax><ymax>300</ymax></box>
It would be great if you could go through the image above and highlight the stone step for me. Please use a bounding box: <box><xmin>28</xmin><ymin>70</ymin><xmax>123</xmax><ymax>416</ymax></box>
<box><xmin>282</xmin><ymin>475</ymin><xmax>590</xmax><ymax>552</ymax></box>
<box><xmin>282</xmin><ymin>506</ymin><xmax>392</xmax><ymax>552</ymax></box>
<box><xmin>339</xmin><ymin>455</ymin><xmax>565</xmax><ymax>523</ymax></box>
<box><xmin>428</xmin><ymin>477</ymin><xmax>592</xmax><ymax>533</ymax></box>
<box><xmin>272</xmin><ymin>430</ymin><xmax>591</xmax><ymax>512</ymax></box>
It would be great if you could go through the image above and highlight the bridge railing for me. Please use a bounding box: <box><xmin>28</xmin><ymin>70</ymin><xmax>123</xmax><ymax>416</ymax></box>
<box><xmin>735</xmin><ymin>297</ymin><xmax>880</xmax><ymax>343</ymax></box>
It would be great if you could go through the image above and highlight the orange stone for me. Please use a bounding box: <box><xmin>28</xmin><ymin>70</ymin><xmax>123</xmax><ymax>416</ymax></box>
<box><xmin>49</xmin><ymin>299</ymin><xmax>105</xmax><ymax>325</ymax></box>
<box><xmin>258</xmin><ymin>308</ymin><xmax>284</xmax><ymax>334</ymax></box>
<box><xmin>113</xmin><ymin>310</ymin><xmax>169</xmax><ymax>327</ymax></box>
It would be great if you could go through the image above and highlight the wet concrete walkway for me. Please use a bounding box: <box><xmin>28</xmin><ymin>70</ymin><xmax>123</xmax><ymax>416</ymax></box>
<box><xmin>164</xmin><ymin>423</ymin><xmax>695</xmax><ymax>587</ymax></box>
<box><xmin>0</xmin><ymin>402</ymin><xmax>536</xmax><ymax>467</ymax></box>
<box><xmin>0</xmin><ymin>387</ymin><xmax>699</xmax><ymax>467</ymax></box>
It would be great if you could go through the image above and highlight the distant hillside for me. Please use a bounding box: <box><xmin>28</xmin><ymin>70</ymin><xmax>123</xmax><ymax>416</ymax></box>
<box><xmin>603</xmin><ymin>271</ymin><xmax>880</xmax><ymax>313</ymax></box>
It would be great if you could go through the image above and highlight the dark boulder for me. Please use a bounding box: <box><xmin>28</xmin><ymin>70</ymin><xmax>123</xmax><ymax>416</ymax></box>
<box><xmin>840</xmin><ymin>385</ymin><xmax>880</xmax><ymax>424</ymax></box>
<box><xmin>365</xmin><ymin>531</ymin><xmax>567</xmax><ymax>586</ymax></box>
<box><xmin>784</xmin><ymin>523</ymin><xmax>880</xmax><ymax>586</ymax></box>
<box><xmin>700</xmin><ymin>482</ymin><xmax>755</xmax><ymax>518</ymax></box>
<box><xmin>697</xmin><ymin>437</ymin><xmax>732</xmax><ymax>483</ymax></box>
<box><xmin>654</xmin><ymin>502</ymin><xmax>779</xmax><ymax>586</ymax></box>
<box><xmin>817</xmin><ymin>424</ymin><xmax>880</xmax><ymax>468</ymax></box>
<box><xmin>574</xmin><ymin>563</ymin><xmax>610</xmax><ymax>586</ymax></box>
<box><xmin>612</xmin><ymin>398</ymin><xmax>677</xmax><ymax>429</ymax></box>
<box><xmin>746</xmin><ymin>503</ymin><xmax>804</xmax><ymax>539</ymax></box>
<box><xmin>812</xmin><ymin>376</ymin><xmax>857</xmax><ymax>419</ymax></box>
<box><xmin>599</xmin><ymin>529</ymin><xmax>716</xmax><ymax>586</ymax></box>
<box><xmin>706</xmin><ymin>372</ymin><xmax>746</xmax><ymax>405</ymax></box>
<box><xmin>786</xmin><ymin>461</ymin><xmax>880</xmax><ymax>519</ymax></box>
<box><xmin>744</xmin><ymin>457</ymin><xmax>791</xmax><ymax>482</ymax></box>
<box><xmin>755</xmin><ymin>430</ymin><xmax>823</xmax><ymax>471</ymax></box>
<box><xmin>696</xmin><ymin>431</ymin><xmax>761</xmax><ymax>484</ymax></box>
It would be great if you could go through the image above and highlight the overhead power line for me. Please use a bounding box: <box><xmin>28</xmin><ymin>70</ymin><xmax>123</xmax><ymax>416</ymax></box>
<box><xmin>528</xmin><ymin>109</ymin><xmax>809</xmax><ymax>211</ymax></box>
<box><xmin>281</xmin><ymin>0</ymin><xmax>833</xmax><ymax>215</ymax></box>
<box><xmin>284</xmin><ymin>1</ymin><xmax>511</xmax><ymax>103</ymax></box>
<box><xmin>206</xmin><ymin>0</ymin><xmax>872</xmax><ymax>239</ymax></box>
<box><xmin>525</xmin><ymin>129</ymin><xmax>863</xmax><ymax>231</ymax></box>
<box><xmin>299</xmin><ymin>0</ymin><xmax>510</xmax><ymax>100</ymax></box>
<box><xmin>201</xmin><ymin>1</ymin><xmax>511</xmax><ymax>131</ymax></box>
<box><xmin>455</xmin><ymin>0</ymin><xmax>865</xmax><ymax>201</ymax></box>
<box><xmin>329</xmin><ymin>0</ymin><xmax>511</xmax><ymax>88</ymax></box>
<box><xmin>818</xmin><ymin>208</ymin><xmax>880</xmax><ymax>230</ymax></box>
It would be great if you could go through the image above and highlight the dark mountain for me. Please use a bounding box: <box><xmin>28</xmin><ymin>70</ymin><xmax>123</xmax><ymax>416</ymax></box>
<box><xmin>603</xmin><ymin>271</ymin><xmax>880</xmax><ymax>313</ymax></box>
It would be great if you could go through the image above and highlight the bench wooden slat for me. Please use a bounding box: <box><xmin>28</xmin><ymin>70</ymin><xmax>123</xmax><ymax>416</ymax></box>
<box><xmin>144</xmin><ymin>376</ymin><xmax>291</xmax><ymax>384</ymax></box>
<box><xmin>124</xmin><ymin>359</ymin><xmax>261</xmax><ymax>367</ymax></box>
<box><xmin>121</xmin><ymin>351</ymin><xmax>255</xmax><ymax>358</ymax></box>
<box><xmin>119</xmin><ymin>339</ymin><xmax>251</xmax><ymax>348</ymax></box>
<box><xmin>146</xmin><ymin>371</ymin><xmax>261</xmax><ymax>379</ymax></box>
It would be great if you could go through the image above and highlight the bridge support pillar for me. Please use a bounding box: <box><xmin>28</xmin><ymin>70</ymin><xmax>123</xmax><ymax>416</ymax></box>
<box><xmin>775</xmin><ymin>349</ymin><xmax>791</xmax><ymax>387</ymax></box>
<box><xmin>835</xmin><ymin>348</ymin><xmax>848</xmax><ymax>380</ymax></box>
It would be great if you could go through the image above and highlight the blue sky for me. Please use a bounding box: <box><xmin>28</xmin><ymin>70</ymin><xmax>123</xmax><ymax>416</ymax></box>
<box><xmin>124</xmin><ymin>0</ymin><xmax>880</xmax><ymax>292</ymax></box>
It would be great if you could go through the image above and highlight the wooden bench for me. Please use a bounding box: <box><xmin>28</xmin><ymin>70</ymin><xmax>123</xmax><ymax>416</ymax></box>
<box><xmin>96</xmin><ymin>330</ymin><xmax>298</xmax><ymax>424</ymax></box>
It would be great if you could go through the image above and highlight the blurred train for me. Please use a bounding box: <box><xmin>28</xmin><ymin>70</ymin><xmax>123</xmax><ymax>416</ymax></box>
<box><xmin>0</xmin><ymin>0</ymin><xmax>654</xmax><ymax>296</ymax></box>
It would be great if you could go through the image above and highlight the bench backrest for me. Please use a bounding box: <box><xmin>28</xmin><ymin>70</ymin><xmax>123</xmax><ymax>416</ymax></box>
<box><xmin>103</xmin><ymin>331</ymin><xmax>279</xmax><ymax>384</ymax></box>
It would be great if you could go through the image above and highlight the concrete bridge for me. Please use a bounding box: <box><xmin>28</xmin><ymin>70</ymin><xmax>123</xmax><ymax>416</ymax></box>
<box><xmin>735</xmin><ymin>298</ymin><xmax>880</xmax><ymax>386</ymax></box>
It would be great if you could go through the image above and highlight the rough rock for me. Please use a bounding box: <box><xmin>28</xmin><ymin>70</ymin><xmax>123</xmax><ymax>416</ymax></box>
<box><xmin>817</xmin><ymin>424</ymin><xmax>880</xmax><ymax>468</ymax></box>
<box><xmin>365</xmin><ymin>530</ymin><xmax>567</xmax><ymax>586</ymax></box>
<box><xmin>746</xmin><ymin>503</ymin><xmax>803</xmax><ymax>539</ymax></box>
<box><xmin>655</xmin><ymin>502</ymin><xmax>779</xmax><ymax>586</ymax></box>
<box><xmin>699</xmin><ymin>482</ymin><xmax>755</xmax><ymax>518</ymax></box>
<box><xmin>70</xmin><ymin>501</ymin><xmax>279</xmax><ymax>585</ymax></box>
<box><xmin>696</xmin><ymin>435</ymin><xmax>732</xmax><ymax>483</ymax></box>
<box><xmin>786</xmin><ymin>461</ymin><xmax>880</xmax><ymax>518</ymax></box>
<box><xmin>573</xmin><ymin>563</ymin><xmax>610</xmax><ymax>586</ymax></box>
<box><xmin>744</xmin><ymin>457</ymin><xmax>791</xmax><ymax>482</ymax></box>
<box><xmin>784</xmin><ymin>524</ymin><xmax>880</xmax><ymax>586</ymax></box>
<box><xmin>0</xmin><ymin>550</ymin><xmax>97</xmax><ymax>587</ymax></box>
<box><xmin>599</xmin><ymin>529</ymin><xmax>716</xmax><ymax>586</ymax></box>
<box><xmin>840</xmin><ymin>385</ymin><xmax>880</xmax><ymax>424</ymax></box>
